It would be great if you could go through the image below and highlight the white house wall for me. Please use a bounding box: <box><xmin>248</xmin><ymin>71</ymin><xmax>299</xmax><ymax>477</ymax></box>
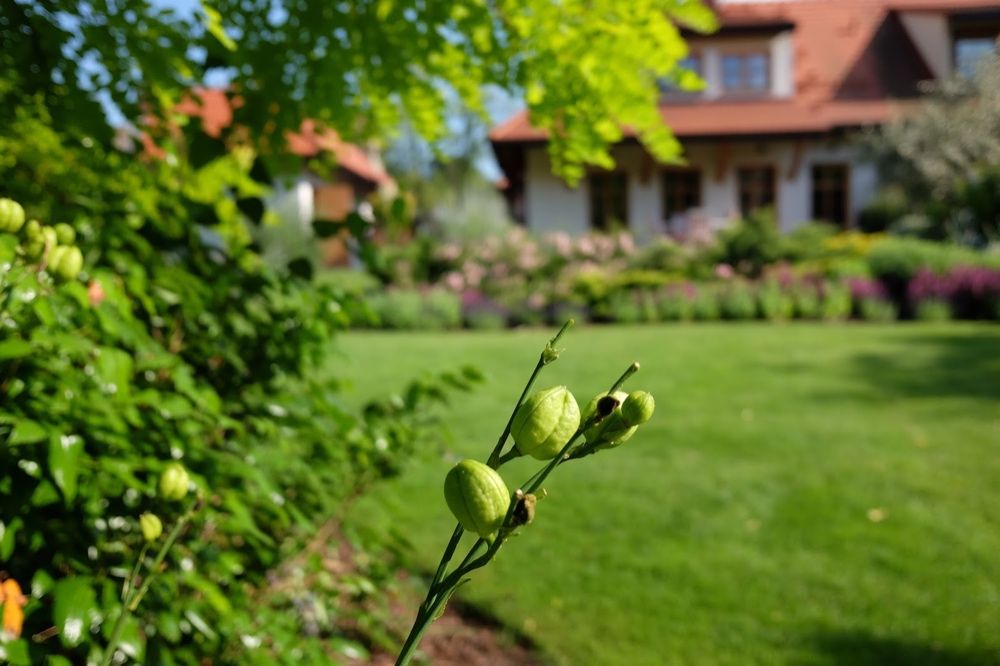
<box><xmin>523</xmin><ymin>139</ymin><xmax>878</xmax><ymax>237</ymax></box>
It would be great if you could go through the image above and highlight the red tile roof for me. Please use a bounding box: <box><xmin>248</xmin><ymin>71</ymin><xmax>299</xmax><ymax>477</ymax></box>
<box><xmin>161</xmin><ymin>89</ymin><xmax>392</xmax><ymax>186</ymax></box>
<box><xmin>490</xmin><ymin>0</ymin><xmax>1000</xmax><ymax>142</ymax></box>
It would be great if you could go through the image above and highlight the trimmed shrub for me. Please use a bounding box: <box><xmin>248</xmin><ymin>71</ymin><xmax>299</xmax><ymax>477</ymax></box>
<box><xmin>719</xmin><ymin>283</ymin><xmax>758</xmax><ymax>320</ymax></box>
<box><xmin>656</xmin><ymin>285</ymin><xmax>695</xmax><ymax>322</ymax></box>
<box><xmin>859</xmin><ymin>297</ymin><xmax>898</xmax><ymax>321</ymax></box>
<box><xmin>821</xmin><ymin>281</ymin><xmax>853</xmax><ymax>321</ymax></box>
<box><xmin>757</xmin><ymin>281</ymin><xmax>794</xmax><ymax>321</ymax></box>
<box><xmin>915</xmin><ymin>298</ymin><xmax>952</xmax><ymax>321</ymax></box>
<box><xmin>691</xmin><ymin>286</ymin><xmax>721</xmax><ymax>321</ymax></box>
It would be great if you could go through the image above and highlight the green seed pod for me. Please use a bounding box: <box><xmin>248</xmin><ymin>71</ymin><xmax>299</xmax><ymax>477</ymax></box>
<box><xmin>22</xmin><ymin>240</ymin><xmax>45</xmax><ymax>260</ymax></box>
<box><xmin>47</xmin><ymin>245</ymin><xmax>69</xmax><ymax>273</ymax></box>
<box><xmin>512</xmin><ymin>386</ymin><xmax>581</xmax><ymax>460</ymax></box>
<box><xmin>139</xmin><ymin>513</ymin><xmax>163</xmax><ymax>542</ymax></box>
<box><xmin>582</xmin><ymin>390</ymin><xmax>637</xmax><ymax>448</ymax></box>
<box><xmin>159</xmin><ymin>462</ymin><xmax>190</xmax><ymax>501</ymax></box>
<box><xmin>54</xmin><ymin>247</ymin><xmax>83</xmax><ymax>281</ymax></box>
<box><xmin>0</xmin><ymin>199</ymin><xmax>25</xmax><ymax>233</ymax></box>
<box><xmin>54</xmin><ymin>223</ymin><xmax>76</xmax><ymax>245</ymax></box>
<box><xmin>40</xmin><ymin>227</ymin><xmax>58</xmax><ymax>258</ymax></box>
<box><xmin>621</xmin><ymin>391</ymin><xmax>655</xmax><ymax>426</ymax></box>
<box><xmin>24</xmin><ymin>219</ymin><xmax>42</xmax><ymax>241</ymax></box>
<box><xmin>444</xmin><ymin>459</ymin><xmax>510</xmax><ymax>539</ymax></box>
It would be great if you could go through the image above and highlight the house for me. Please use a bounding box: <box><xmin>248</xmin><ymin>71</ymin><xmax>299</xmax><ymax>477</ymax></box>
<box><xmin>490</xmin><ymin>0</ymin><xmax>1000</xmax><ymax>240</ymax></box>
<box><xmin>134</xmin><ymin>88</ymin><xmax>394</xmax><ymax>266</ymax></box>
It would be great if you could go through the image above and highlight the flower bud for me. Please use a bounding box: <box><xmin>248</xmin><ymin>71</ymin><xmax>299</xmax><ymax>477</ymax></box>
<box><xmin>139</xmin><ymin>513</ymin><xmax>163</xmax><ymax>542</ymax></box>
<box><xmin>582</xmin><ymin>390</ymin><xmax>637</xmax><ymax>448</ymax></box>
<box><xmin>511</xmin><ymin>386</ymin><xmax>581</xmax><ymax>460</ymax></box>
<box><xmin>159</xmin><ymin>463</ymin><xmax>190</xmax><ymax>501</ymax></box>
<box><xmin>0</xmin><ymin>199</ymin><xmax>25</xmax><ymax>233</ymax></box>
<box><xmin>621</xmin><ymin>391</ymin><xmax>655</xmax><ymax>426</ymax></box>
<box><xmin>444</xmin><ymin>460</ymin><xmax>510</xmax><ymax>539</ymax></box>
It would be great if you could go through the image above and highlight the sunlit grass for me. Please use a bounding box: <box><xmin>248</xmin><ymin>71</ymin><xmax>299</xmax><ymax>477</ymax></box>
<box><xmin>338</xmin><ymin>323</ymin><xmax>1000</xmax><ymax>665</ymax></box>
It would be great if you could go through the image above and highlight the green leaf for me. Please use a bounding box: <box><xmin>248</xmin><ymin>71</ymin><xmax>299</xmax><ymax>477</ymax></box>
<box><xmin>52</xmin><ymin>577</ymin><xmax>98</xmax><ymax>648</ymax></box>
<box><xmin>1</xmin><ymin>638</ymin><xmax>30</xmax><ymax>665</ymax></box>
<box><xmin>0</xmin><ymin>338</ymin><xmax>31</xmax><ymax>360</ymax></box>
<box><xmin>48</xmin><ymin>434</ymin><xmax>84</xmax><ymax>502</ymax></box>
<box><xmin>103</xmin><ymin>610</ymin><xmax>145</xmax><ymax>662</ymax></box>
<box><xmin>8</xmin><ymin>419</ymin><xmax>46</xmax><ymax>445</ymax></box>
<box><xmin>46</xmin><ymin>656</ymin><xmax>73</xmax><ymax>666</ymax></box>
<box><xmin>201</xmin><ymin>3</ymin><xmax>237</xmax><ymax>52</ymax></box>
<box><xmin>0</xmin><ymin>517</ymin><xmax>22</xmax><ymax>560</ymax></box>
<box><xmin>183</xmin><ymin>609</ymin><xmax>218</xmax><ymax>640</ymax></box>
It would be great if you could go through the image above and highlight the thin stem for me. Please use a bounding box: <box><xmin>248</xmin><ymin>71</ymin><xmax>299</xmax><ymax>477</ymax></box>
<box><xmin>128</xmin><ymin>508</ymin><xmax>195</xmax><ymax>612</ymax></box>
<box><xmin>496</xmin><ymin>449</ymin><xmax>522</xmax><ymax>465</ymax></box>
<box><xmin>121</xmin><ymin>543</ymin><xmax>149</xmax><ymax>602</ymax></box>
<box><xmin>486</xmin><ymin>319</ymin><xmax>574</xmax><ymax>468</ymax></box>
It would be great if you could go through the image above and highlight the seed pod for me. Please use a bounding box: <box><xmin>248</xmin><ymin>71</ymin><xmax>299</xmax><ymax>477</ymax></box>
<box><xmin>54</xmin><ymin>223</ymin><xmax>76</xmax><ymax>245</ymax></box>
<box><xmin>511</xmin><ymin>386</ymin><xmax>581</xmax><ymax>460</ymax></box>
<box><xmin>24</xmin><ymin>220</ymin><xmax>42</xmax><ymax>241</ymax></box>
<box><xmin>139</xmin><ymin>513</ymin><xmax>163</xmax><ymax>542</ymax></box>
<box><xmin>621</xmin><ymin>391</ymin><xmax>655</xmax><ymax>426</ymax></box>
<box><xmin>47</xmin><ymin>245</ymin><xmax>69</xmax><ymax>274</ymax></box>
<box><xmin>444</xmin><ymin>459</ymin><xmax>510</xmax><ymax>539</ymax></box>
<box><xmin>159</xmin><ymin>463</ymin><xmax>190</xmax><ymax>501</ymax></box>
<box><xmin>54</xmin><ymin>247</ymin><xmax>83</xmax><ymax>281</ymax></box>
<box><xmin>582</xmin><ymin>390</ymin><xmax>637</xmax><ymax>448</ymax></box>
<box><xmin>40</xmin><ymin>227</ymin><xmax>57</xmax><ymax>259</ymax></box>
<box><xmin>0</xmin><ymin>199</ymin><xmax>25</xmax><ymax>233</ymax></box>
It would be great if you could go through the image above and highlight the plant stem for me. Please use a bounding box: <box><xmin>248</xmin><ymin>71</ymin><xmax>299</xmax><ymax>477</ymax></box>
<box><xmin>486</xmin><ymin>319</ymin><xmax>573</xmax><ymax>468</ymax></box>
<box><xmin>102</xmin><ymin>503</ymin><xmax>197</xmax><ymax>666</ymax></box>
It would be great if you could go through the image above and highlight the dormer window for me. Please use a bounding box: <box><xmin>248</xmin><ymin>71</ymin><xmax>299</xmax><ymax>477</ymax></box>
<box><xmin>721</xmin><ymin>52</ymin><xmax>770</xmax><ymax>93</ymax></box>
<box><xmin>954</xmin><ymin>36</ymin><xmax>995</xmax><ymax>78</ymax></box>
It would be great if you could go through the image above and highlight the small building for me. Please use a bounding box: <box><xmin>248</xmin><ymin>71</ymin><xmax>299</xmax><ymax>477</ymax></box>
<box><xmin>490</xmin><ymin>0</ymin><xmax>1000</xmax><ymax>240</ymax></box>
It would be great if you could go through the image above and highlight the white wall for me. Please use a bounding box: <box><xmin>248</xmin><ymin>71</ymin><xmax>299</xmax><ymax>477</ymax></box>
<box><xmin>899</xmin><ymin>12</ymin><xmax>951</xmax><ymax>79</ymax></box>
<box><xmin>523</xmin><ymin>139</ymin><xmax>879</xmax><ymax>237</ymax></box>
<box><xmin>269</xmin><ymin>175</ymin><xmax>316</xmax><ymax>229</ymax></box>
<box><xmin>525</xmin><ymin>147</ymin><xmax>588</xmax><ymax>236</ymax></box>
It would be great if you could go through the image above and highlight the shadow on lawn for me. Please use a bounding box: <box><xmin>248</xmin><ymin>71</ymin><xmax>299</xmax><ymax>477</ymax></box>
<box><xmin>811</xmin><ymin>629</ymin><xmax>1000</xmax><ymax>666</ymax></box>
<box><xmin>844</xmin><ymin>330</ymin><xmax>1000</xmax><ymax>402</ymax></box>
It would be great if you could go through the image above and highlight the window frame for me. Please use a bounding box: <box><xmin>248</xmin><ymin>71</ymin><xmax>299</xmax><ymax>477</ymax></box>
<box><xmin>720</xmin><ymin>50</ymin><xmax>772</xmax><ymax>95</ymax></box>
<box><xmin>811</xmin><ymin>163</ymin><xmax>851</xmax><ymax>228</ymax></box>
<box><xmin>736</xmin><ymin>165</ymin><xmax>777</xmax><ymax>218</ymax></box>
<box><xmin>587</xmin><ymin>170</ymin><xmax>630</xmax><ymax>232</ymax></box>
<box><xmin>661</xmin><ymin>166</ymin><xmax>703</xmax><ymax>219</ymax></box>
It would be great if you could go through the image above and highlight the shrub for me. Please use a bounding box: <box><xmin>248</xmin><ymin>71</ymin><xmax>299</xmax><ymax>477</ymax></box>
<box><xmin>781</xmin><ymin>222</ymin><xmax>839</xmax><ymax>262</ymax></box>
<box><xmin>858</xmin><ymin>187</ymin><xmax>908</xmax><ymax>233</ymax></box>
<box><xmin>604</xmin><ymin>291</ymin><xmax>645</xmax><ymax>324</ymax></box>
<box><xmin>792</xmin><ymin>284</ymin><xmax>823</xmax><ymax>320</ymax></box>
<box><xmin>716</xmin><ymin>209</ymin><xmax>782</xmax><ymax>277</ymax></box>
<box><xmin>757</xmin><ymin>281</ymin><xmax>794</xmax><ymax>321</ymax></box>
<box><xmin>719</xmin><ymin>283</ymin><xmax>758</xmax><ymax>320</ymax></box>
<box><xmin>915</xmin><ymin>299</ymin><xmax>952</xmax><ymax>321</ymax></box>
<box><xmin>691</xmin><ymin>285</ymin><xmax>721</xmax><ymax>321</ymax></box>
<box><xmin>463</xmin><ymin>291</ymin><xmax>509</xmax><ymax>329</ymax></box>
<box><xmin>821</xmin><ymin>281</ymin><xmax>853</xmax><ymax>321</ymax></box>
<box><xmin>859</xmin><ymin>297</ymin><xmax>898</xmax><ymax>322</ymax></box>
<box><xmin>656</xmin><ymin>285</ymin><xmax>695</xmax><ymax>322</ymax></box>
<box><xmin>866</xmin><ymin>237</ymin><xmax>989</xmax><ymax>282</ymax></box>
<box><xmin>370</xmin><ymin>290</ymin><xmax>426</xmax><ymax>329</ymax></box>
<box><xmin>423</xmin><ymin>288</ymin><xmax>463</xmax><ymax>329</ymax></box>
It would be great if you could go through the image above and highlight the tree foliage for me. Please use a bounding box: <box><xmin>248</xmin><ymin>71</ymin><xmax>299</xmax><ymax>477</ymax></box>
<box><xmin>3</xmin><ymin>0</ymin><xmax>714</xmax><ymax>181</ymax></box>
<box><xmin>868</xmin><ymin>50</ymin><xmax>1000</xmax><ymax>244</ymax></box>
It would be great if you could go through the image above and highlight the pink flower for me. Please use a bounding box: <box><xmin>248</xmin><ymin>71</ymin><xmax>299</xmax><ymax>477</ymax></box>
<box><xmin>443</xmin><ymin>271</ymin><xmax>465</xmax><ymax>292</ymax></box>
<box><xmin>714</xmin><ymin>263</ymin><xmax>735</xmax><ymax>280</ymax></box>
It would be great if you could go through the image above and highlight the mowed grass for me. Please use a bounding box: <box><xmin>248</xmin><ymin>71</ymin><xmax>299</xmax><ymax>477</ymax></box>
<box><xmin>336</xmin><ymin>324</ymin><xmax>1000</xmax><ymax>666</ymax></box>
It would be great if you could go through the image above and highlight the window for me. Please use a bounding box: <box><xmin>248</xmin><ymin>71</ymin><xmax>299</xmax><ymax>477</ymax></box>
<box><xmin>722</xmin><ymin>52</ymin><xmax>770</xmax><ymax>93</ymax></box>
<box><xmin>661</xmin><ymin>168</ymin><xmax>701</xmax><ymax>218</ymax></box>
<box><xmin>737</xmin><ymin>166</ymin><xmax>776</xmax><ymax>216</ymax></box>
<box><xmin>589</xmin><ymin>172</ymin><xmax>628</xmax><ymax>231</ymax></box>
<box><xmin>658</xmin><ymin>54</ymin><xmax>702</xmax><ymax>94</ymax></box>
<box><xmin>811</xmin><ymin>164</ymin><xmax>849</xmax><ymax>227</ymax></box>
<box><xmin>954</xmin><ymin>37</ymin><xmax>995</xmax><ymax>78</ymax></box>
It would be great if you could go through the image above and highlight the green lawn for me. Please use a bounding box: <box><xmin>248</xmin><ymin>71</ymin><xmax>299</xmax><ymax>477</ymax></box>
<box><xmin>336</xmin><ymin>324</ymin><xmax>1000</xmax><ymax>666</ymax></box>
